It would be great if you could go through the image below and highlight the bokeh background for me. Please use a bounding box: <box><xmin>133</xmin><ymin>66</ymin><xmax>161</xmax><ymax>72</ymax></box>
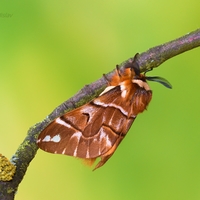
<box><xmin>1</xmin><ymin>1</ymin><xmax>200</xmax><ymax>200</ymax></box>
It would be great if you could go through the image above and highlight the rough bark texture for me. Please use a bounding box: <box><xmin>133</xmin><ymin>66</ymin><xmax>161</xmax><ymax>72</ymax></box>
<box><xmin>0</xmin><ymin>29</ymin><xmax>200</xmax><ymax>199</ymax></box>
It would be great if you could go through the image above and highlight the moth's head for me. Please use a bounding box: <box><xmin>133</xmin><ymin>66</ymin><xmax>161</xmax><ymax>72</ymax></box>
<box><xmin>125</xmin><ymin>56</ymin><xmax>172</xmax><ymax>89</ymax></box>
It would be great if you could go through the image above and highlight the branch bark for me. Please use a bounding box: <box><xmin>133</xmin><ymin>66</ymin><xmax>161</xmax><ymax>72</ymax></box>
<box><xmin>0</xmin><ymin>28</ymin><xmax>200</xmax><ymax>199</ymax></box>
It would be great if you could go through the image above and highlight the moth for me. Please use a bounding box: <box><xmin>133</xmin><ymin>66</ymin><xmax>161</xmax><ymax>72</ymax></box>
<box><xmin>37</xmin><ymin>54</ymin><xmax>172</xmax><ymax>170</ymax></box>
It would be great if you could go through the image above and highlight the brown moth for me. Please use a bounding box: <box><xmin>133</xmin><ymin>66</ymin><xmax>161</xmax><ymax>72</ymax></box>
<box><xmin>37</xmin><ymin>54</ymin><xmax>171</xmax><ymax>170</ymax></box>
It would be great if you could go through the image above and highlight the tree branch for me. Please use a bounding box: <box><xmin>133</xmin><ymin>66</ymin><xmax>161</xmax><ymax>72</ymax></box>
<box><xmin>0</xmin><ymin>28</ymin><xmax>200</xmax><ymax>199</ymax></box>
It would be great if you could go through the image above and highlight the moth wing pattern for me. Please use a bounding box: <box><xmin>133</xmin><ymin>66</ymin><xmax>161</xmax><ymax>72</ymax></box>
<box><xmin>38</xmin><ymin>77</ymin><xmax>152</xmax><ymax>170</ymax></box>
<box><xmin>37</xmin><ymin>66</ymin><xmax>153</xmax><ymax>170</ymax></box>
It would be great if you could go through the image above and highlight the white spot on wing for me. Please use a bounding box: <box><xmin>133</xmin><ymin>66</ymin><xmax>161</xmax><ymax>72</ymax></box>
<box><xmin>73</xmin><ymin>148</ymin><xmax>77</xmax><ymax>157</ymax></box>
<box><xmin>42</xmin><ymin>135</ymin><xmax>51</xmax><ymax>142</ymax></box>
<box><xmin>120</xmin><ymin>83</ymin><xmax>127</xmax><ymax>98</ymax></box>
<box><xmin>37</xmin><ymin>138</ymin><xmax>41</xmax><ymax>143</ymax></box>
<box><xmin>93</xmin><ymin>138</ymin><xmax>97</xmax><ymax>143</ymax></box>
<box><xmin>120</xmin><ymin>82</ymin><xmax>127</xmax><ymax>98</ymax></box>
<box><xmin>62</xmin><ymin>148</ymin><xmax>66</xmax><ymax>154</ymax></box>
<box><xmin>42</xmin><ymin>134</ymin><xmax>61</xmax><ymax>143</ymax></box>
<box><xmin>51</xmin><ymin>134</ymin><xmax>61</xmax><ymax>143</ymax></box>
<box><xmin>86</xmin><ymin>149</ymin><xmax>90</xmax><ymax>158</ymax></box>
<box><xmin>56</xmin><ymin>118</ymin><xmax>71</xmax><ymax>128</ymax></box>
<box><xmin>120</xmin><ymin>83</ymin><xmax>126</xmax><ymax>90</ymax></box>
<box><xmin>121</xmin><ymin>90</ymin><xmax>127</xmax><ymax>98</ymax></box>
<box><xmin>71</xmin><ymin>132</ymin><xmax>82</xmax><ymax>157</ymax></box>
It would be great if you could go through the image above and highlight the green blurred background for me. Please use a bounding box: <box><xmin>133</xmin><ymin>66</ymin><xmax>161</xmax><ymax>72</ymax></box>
<box><xmin>1</xmin><ymin>1</ymin><xmax>200</xmax><ymax>200</ymax></box>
